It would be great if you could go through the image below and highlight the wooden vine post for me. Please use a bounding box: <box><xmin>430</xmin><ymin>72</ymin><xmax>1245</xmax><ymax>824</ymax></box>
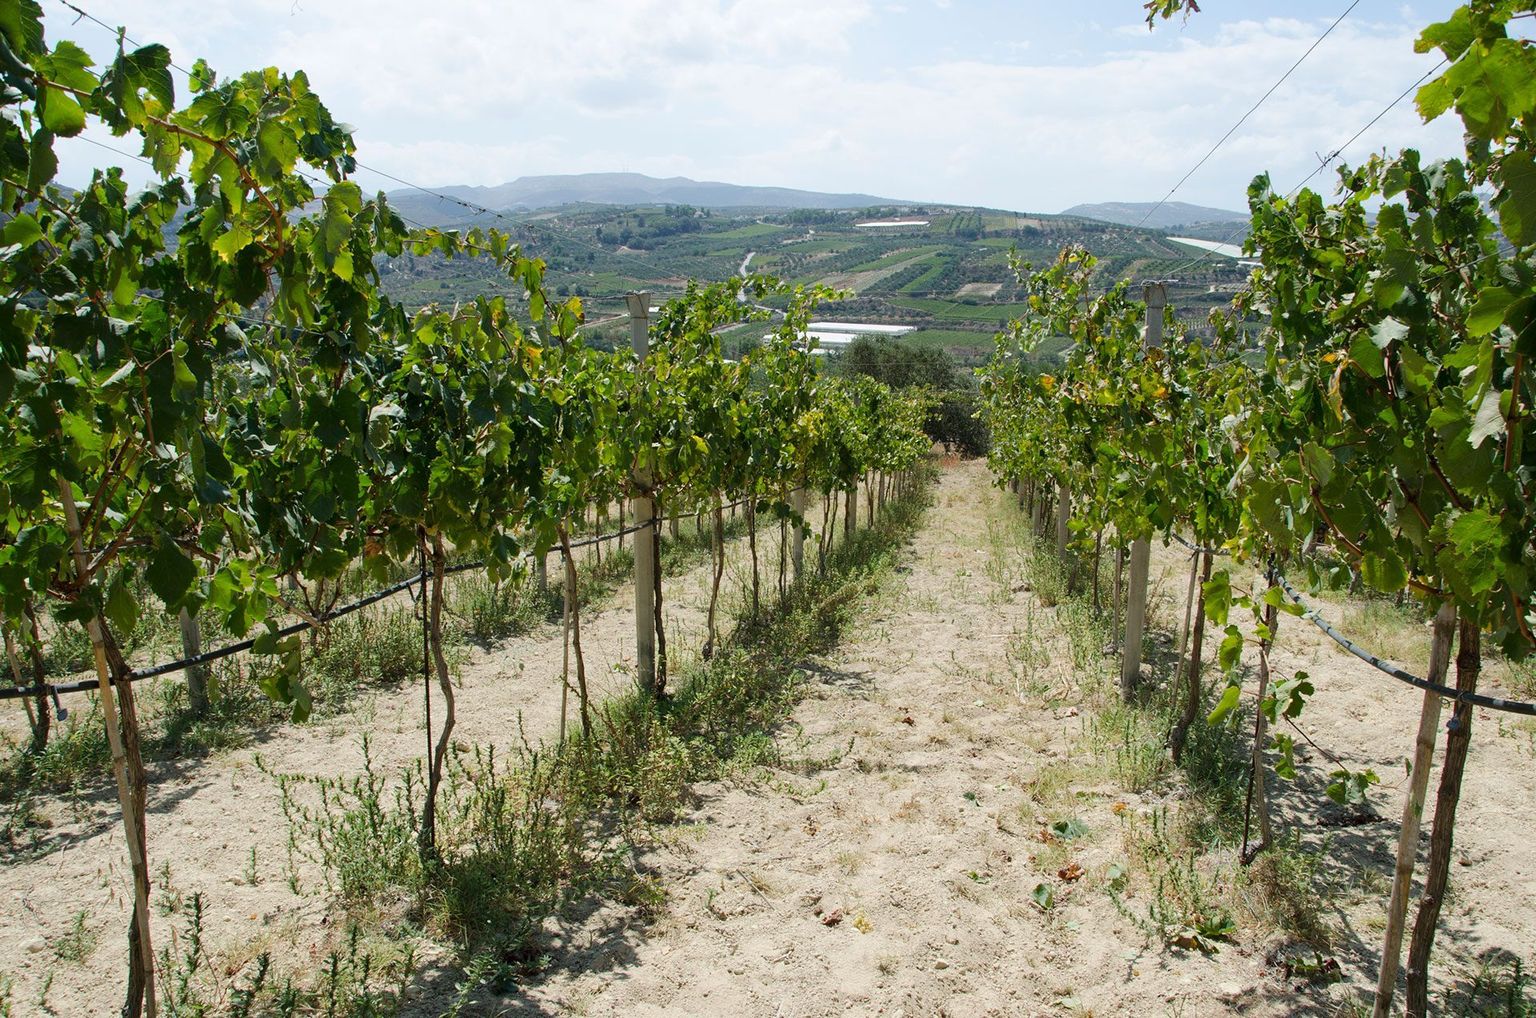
<box><xmin>845</xmin><ymin>482</ymin><xmax>857</xmax><ymax>542</ymax></box>
<box><xmin>559</xmin><ymin>548</ymin><xmax>571</xmax><ymax>744</ymax></box>
<box><xmin>178</xmin><ymin>608</ymin><xmax>210</xmax><ymax>717</ymax></box>
<box><xmin>704</xmin><ymin>496</ymin><xmax>726</xmax><ymax>660</ymax></box>
<box><xmin>1169</xmin><ymin>551</ymin><xmax>1213</xmax><ymax>763</ymax></box>
<box><xmin>1121</xmin><ymin>282</ymin><xmax>1165</xmax><ymax>700</ymax></box>
<box><xmin>1404</xmin><ymin>618</ymin><xmax>1480</xmax><ymax>1016</ymax></box>
<box><xmin>557</xmin><ymin>523</ymin><xmax>592</xmax><ymax>740</ymax></box>
<box><xmin>417</xmin><ymin>533</ymin><xmax>457</xmax><ymax>867</ymax></box>
<box><xmin>747</xmin><ymin>496</ymin><xmax>761</xmax><ymax>614</ymax></box>
<box><xmin>1112</xmin><ymin>544</ymin><xmax>1123</xmax><ymax>648</ymax></box>
<box><xmin>1373</xmin><ymin>601</ymin><xmax>1457</xmax><ymax>1018</ymax></box>
<box><xmin>1242</xmin><ymin>588</ymin><xmax>1279</xmax><ymax>859</ymax></box>
<box><xmin>1091</xmin><ymin>529</ymin><xmax>1104</xmax><ymax>614</ymax></box>
<box><xmin>791</xmin><ymin>487</ymin><xmax>807</xmax><ymax>580</ymax></box>
<box><xmin>626</xmin><ymin>292</ymin><xmax>659</xmax><ymax>695</ymax></box>
<box><xmin>1173</xmin><ymin>552</ymin><xmax>1200</xmax><ymax>691</ymax></box>
<box><xmin>1054</xmin><ymin>485</ymin><xmax>1071</xmax><ymax>570</ymax></box>
<box><xmin>6</xmin><ymin>609</ymin><xmax>51</xmax><ymax>755</ymax></box>
<box><xmin>59</xmin><ymin>478</ymin><xmax>157</xmax><ymax>1018</ymax></box>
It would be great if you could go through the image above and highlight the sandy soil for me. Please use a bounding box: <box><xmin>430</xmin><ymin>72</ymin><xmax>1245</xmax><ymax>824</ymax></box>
<box><xmin>0</xmin><ymin>509</ymin><xmax>791</xmax><ymax>1015</ymax></box>
<box><xmin>4</xmin><ymin>461</ymin><xmax>1534</xmax><ymax>1017</ymax></box>
<box><xmin>476</xmin><ymin>460</ymin><xmax>1534</xmax><ymax>1017</ymax></box>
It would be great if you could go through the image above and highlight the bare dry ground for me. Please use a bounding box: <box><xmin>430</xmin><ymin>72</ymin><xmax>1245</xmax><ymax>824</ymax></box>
<box><xmin>816</xmin><ymin>253</ymin><xmax>934</xmax><ymax>295</ymax></box>
<box><xmin>954</xmin><ymin>283</ymin><xmax>1003</xmax><ymax>299</ymax></box>
<box><xmin>0</xmin><ymin>515</ymin><xmax>789</xmax><ymax>1015</ymax></box>
<box><xmin>490</xmin><ymin>460</ymin><xmax>1534</xmax><ymax>1017</ymax></box>
<box><xmin>3</xmin><ymin>460</ymin><xmax>1533</xmax><ymax>1016</ymax></box>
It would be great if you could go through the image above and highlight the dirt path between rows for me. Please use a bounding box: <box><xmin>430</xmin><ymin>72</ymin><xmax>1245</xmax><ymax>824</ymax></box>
<box><xmin>497</xmin><ymin>459</ymin><xmax>1535</xmax><ymax>1018</ymax></box>
<box><xmin>506</xmin><ymin>459</ymin><xmax>1167</xmax><ymax>1017</ymax></box>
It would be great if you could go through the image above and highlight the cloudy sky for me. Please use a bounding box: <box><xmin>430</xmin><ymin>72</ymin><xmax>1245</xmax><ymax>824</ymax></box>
<box><xmin>48</xmin><ymin>0</ymin><xmax>1464</xmax><ymax>214</ymax></box>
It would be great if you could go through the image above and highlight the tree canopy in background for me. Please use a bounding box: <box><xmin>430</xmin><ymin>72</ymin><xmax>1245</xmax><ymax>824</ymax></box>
<box><xmin>834</xmin><ymin>336</ymin><xmax>990</xmax><ymax>456</ymax></box>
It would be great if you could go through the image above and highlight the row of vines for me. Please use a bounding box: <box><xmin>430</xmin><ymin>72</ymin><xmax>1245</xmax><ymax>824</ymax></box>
<box><xmin>983</xmin><ymin>2</ymin><xmax>1534</xmax><ymax>1016</ymax></box>
<box><xmin>0</xmin><ymin>5</ymin><xmax>933</xmax><ymax>1014</ymax></box>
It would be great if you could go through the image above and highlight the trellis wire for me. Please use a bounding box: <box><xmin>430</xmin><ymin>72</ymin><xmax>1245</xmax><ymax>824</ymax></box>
<box><xmin>1158</xmin><ymin>532</ymin><xmax>1533</xmax><ymax>715</ymax></box>
<box><xmin>0</xmin><ymin>494</ymin><xmax>765</xmax><ymax>703</ymax></box>
<box><xmin>1275</xmin><ymin>573</ymin><xmax>1535</xmax><ymax>717</ymax></box>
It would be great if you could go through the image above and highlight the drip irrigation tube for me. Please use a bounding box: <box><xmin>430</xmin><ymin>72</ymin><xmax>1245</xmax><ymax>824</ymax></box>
<box><xmin>1275</xmin><ymin>573</ymin><xmax>1536</xmax><ymax>717</ymax></box>
<box><xmin>0</xmin><ymin>491</ymin><xmax>776</xmax><ymax>702</ymax></box>
<box><xmin>1170</xmin><ymin>533</ymin><xmax>1230</xmax><ymax>558</ymax></box>
<box><xmin>564</xmin><ymin>519</ymin><xmax>648</xmax><ymax>550</ymax></box>
<box><xmin>2</xmin><ymin>564</ymin><xmax>480</xmax><ymax>701</ymax></box>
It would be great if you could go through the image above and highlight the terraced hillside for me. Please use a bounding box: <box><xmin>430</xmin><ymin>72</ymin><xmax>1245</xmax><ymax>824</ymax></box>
<box><xmin>377</xmin><ymin>203</ymin><xmax>1247</xmax><ymax>364</ymax></box>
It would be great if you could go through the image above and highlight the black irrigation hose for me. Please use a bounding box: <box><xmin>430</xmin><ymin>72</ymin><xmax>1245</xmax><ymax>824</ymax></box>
<box><xmin>2</xmin><ymin>564</ymin><xmax>481</xmax><ymax>701</ymax></box>
<box><xmin>1275</xmin><ymin>573</ymin><xmax>1536</xmax><ymax>717</ymax></box>
<box><xmin>555</xmin><ymin>495</ymin><xmax>758</xmax><ymax>550</ymax></box>
<box><xmin>1151</xmin><ymin>532</ymin><xmax>1531</xmax><ymax>715</ymax></box>
<box><xmin>564</xmin><ymin>519</ymin><xmax>650</xmax><ymax>550</ymax></box>
<box><xmin>1170</xmin><ymin>533</ymin><xmax>1230</xmax><ymax>558</ymax></box>
<box><xmin>0</xmin><ymin>492</ymin><xmax>772</xmax><ymax>702</ymax></box>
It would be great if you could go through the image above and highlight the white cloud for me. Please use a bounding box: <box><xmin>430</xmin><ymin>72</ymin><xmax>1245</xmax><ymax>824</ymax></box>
<box><xmin>45</xmin><ymin>2</ymin><xmax>1467</xmax><ymax>212</ymax></box>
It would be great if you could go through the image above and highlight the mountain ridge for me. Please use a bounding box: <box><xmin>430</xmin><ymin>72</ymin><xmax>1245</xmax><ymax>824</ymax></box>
<box><xmin>385</xmin><ymin>172</ymin><xmax>908</xmax><ymax>222</ymax></box>
<box><xmin>1059</xmin><ymin>200</ymin><xmax>1248</xmax><ymax>230</ymax></box>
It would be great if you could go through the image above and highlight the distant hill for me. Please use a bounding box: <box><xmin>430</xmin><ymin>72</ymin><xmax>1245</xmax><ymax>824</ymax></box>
<box><xmin>386</xmin><ymin>172</ymin><xmax>904</xmax><ymax>223</ymax></box>
<box><xmin>378</xmin><ymin>199</ymin><xmax>1250</xmax><ymax>363</ymax></box>
<box><xmin>1060</xmin><ymin>200</ymin><xmax>1248</xmax><ymax>231</ymax></box>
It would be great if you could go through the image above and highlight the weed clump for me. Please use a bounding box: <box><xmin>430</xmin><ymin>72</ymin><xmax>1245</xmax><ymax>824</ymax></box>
<box><xmin>995</xmin><ymin>488</ymin><xmax>1339</xmax><ymax>958</ymax></box>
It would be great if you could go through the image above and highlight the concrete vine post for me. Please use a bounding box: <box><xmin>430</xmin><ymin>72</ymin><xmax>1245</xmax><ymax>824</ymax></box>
<box><xmin>178</xmin><ymin>608</ymin><xmax>210</xmax><ymax>716</ymax></box>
